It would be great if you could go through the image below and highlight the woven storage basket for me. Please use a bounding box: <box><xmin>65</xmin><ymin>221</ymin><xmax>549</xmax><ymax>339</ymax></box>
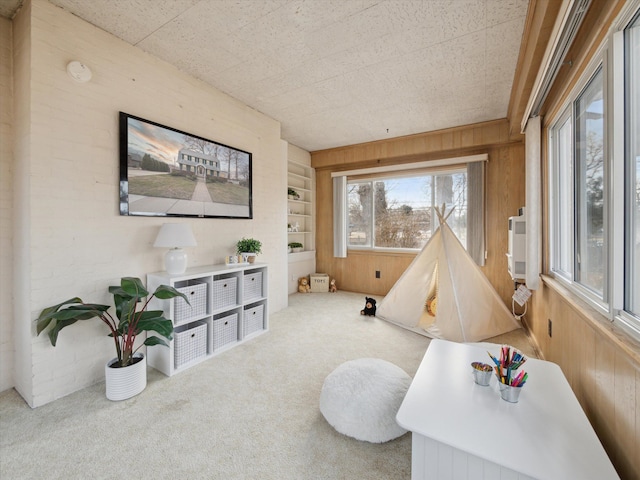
<box><xmin>174</xmin><ymin>321</ymin><xmax>207</xmax><ymax>368</ymax></box>
<box><xmin>243</xmin><ymin>272</ymin><xmax>263</xmax><ymax>301</ymax></box>
<box><xmin>174</xmin><ymin>282</ymin><xmax>207</xmax><ymax>325</ymax></box>
<box><xmin>243</xmin><ymin>304</ymin><xmax>264</xmax><ymax>337</ymax></box>
<box><xmin>212</xmin><ymin>313</ymin><xmax>238</xmax><ymax>350</ymax></box>
<box><xmin>212</xmin><ymin>277</ymin><xmax>237</xmax><ymax>310</ymax></box>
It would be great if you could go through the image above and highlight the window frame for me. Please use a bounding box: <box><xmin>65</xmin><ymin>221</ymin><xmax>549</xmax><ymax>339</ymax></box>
<box><xmin>346</xmin><ymin>166</ymin><xmax>468</xmax><ymax>253</ymax></box>
<box><xmin>547</xmin><ymin>0</ymin><xmax>640</xmax><ymax>338</ymax></box>
<box><xmin>548</xmin><ymin>49</ymin><xmax>609</xmax><ymax>313</ymax></box>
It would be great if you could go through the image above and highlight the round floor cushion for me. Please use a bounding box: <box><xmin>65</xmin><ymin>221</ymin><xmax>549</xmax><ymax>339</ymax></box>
<box><xmin>319</xmin><ymin>358</ymin><xmax>412</xmax><ymax>443</ymax></box>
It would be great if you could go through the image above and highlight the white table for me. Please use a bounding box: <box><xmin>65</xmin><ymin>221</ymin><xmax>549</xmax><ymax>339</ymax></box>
<box><xmin>396</xmin><ymin>339</ymin><xmax>619</xmax><ymax>480</ymax></box>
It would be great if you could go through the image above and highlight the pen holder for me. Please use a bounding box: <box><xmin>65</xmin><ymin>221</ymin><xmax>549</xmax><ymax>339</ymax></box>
<box><xmin>500</xmin><ymin>384</ymin><xmax>523</xmax><ymax>403</ymax></box>
<box><xmin>471</xmin><ymin>362</ymin><xmax>493</xmax><ymax>386</ymax></box>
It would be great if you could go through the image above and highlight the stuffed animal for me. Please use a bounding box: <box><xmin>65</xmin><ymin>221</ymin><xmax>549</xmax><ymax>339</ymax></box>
<box><xmin>360</xmin><ymin>297</ymin><xmax>377</xmax><ymax>316</ymax></box>
<box><xmin>298</xmin><ymin>277</ymin><xmax>311</xmax><ymax>293</ymax></box>
<box><xmin>329</xmin><ymin>278</ymin><xmax>337</xmax><ymax>293</ymax></box>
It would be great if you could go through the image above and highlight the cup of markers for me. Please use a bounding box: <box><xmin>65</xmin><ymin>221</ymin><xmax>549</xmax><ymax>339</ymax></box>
<box><xmin>487</xmin><ymin>346</ymin><xmax>528</xmax><ymax>403</ymax></box>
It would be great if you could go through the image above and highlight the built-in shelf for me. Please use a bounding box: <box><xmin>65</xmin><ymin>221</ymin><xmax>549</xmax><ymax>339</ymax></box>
<box><xmin>287</xmin><ymin>160</ymin><xmax>315</xmax><ymax>254</ymax></box>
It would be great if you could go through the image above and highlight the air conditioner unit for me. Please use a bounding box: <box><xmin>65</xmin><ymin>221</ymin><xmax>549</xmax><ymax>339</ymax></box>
<box><xmin>506</xmin><ymin>208</ymin><xmax>526</xmax><ymax>281</ymax></box>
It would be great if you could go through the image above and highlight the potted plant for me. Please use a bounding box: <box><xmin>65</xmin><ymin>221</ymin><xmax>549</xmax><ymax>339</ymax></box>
<box><xmin>36</xmin><ymin>277</ymin><xmax>188</xmax><ymax>401</ymax></box>
<box><xmin>236</xmin><ymin>237</ymin><xmax>262</xmax><ymax>264</ymax></box>
<box><xmin>287</xmin><ymin>187</ymin><xmax>300</xmax><ymax>200</ymax></box>
<box><xmin>288</xmin><ymin>241</ymin><xmax>303</xmax><ymax>253</ymax></box>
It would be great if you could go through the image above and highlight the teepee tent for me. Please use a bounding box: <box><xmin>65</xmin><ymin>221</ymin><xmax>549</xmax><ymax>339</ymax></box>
<box><xmin>376</xmin><ymin>207</ymin><xmax>520</xmax><ymax>343</ymax></box>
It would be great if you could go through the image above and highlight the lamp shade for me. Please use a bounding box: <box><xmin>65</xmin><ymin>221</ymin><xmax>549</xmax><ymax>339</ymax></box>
<box><xmin>153</xmin><ymin>223</ymin><xmax>197</xmax><ymax>248</ymax></box>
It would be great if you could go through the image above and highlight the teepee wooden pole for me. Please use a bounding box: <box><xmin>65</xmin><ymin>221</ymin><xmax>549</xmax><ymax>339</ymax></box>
<box><xmin>435</xmin><ymin>204</ymin><xmax>455</xmax><ymax>225</ymax></box>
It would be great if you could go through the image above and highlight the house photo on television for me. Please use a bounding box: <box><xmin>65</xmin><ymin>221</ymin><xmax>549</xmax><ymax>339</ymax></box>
<box><xmin>119</xmin><ymin>112</ymin><xmax>253</xmax><ymax>219</ymax></box>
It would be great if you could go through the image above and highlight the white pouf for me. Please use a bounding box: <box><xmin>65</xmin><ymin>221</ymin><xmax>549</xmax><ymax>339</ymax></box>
<box><xmin>319</xmin><ymin>358</ymin><xmax>412</xmax><ymax>443</ymax></box>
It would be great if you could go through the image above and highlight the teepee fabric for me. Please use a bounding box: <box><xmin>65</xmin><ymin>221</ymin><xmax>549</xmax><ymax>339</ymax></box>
<box><xmin>376</xmin><ymin>209</ymin><xmax>520</xmax><ymax>343</ymax></box>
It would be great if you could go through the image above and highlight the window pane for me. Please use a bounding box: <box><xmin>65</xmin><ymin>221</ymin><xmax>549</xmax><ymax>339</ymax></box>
<box><xmin>348</xmin><ymin>182</ymin><xmax>372</xmax><ymax>247</ymax></box>
<box><xmin>435</xmin><ymin>173</ymin><xmax>467</xmax><ymax>245</ymax></box>
<box><xmin>374</xmin><ymin>177</ymin><xmax>432</xmax><ymax>249</ymax></box>
<box><xmin>557</xmin><ymin>116</ymin><xmax>573</xmax><ymax>277</ymax></box>
<box><xmin>347</xmin><ymin>171</ymin><xmax>469</xmax><ymax>250</ymax></box>
<box><xmin>575</xmin><ymin>67</ymin><xmax>605</xmax><ymax>296</ymax></box>
<box><xmin>626</xmin><ymin>14</ymin><xmax>640</xmax><ymax>316</ymax></box>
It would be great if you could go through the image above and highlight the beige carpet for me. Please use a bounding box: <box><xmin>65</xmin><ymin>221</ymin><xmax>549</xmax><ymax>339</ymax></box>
<box><xmin>0</xmin><ymin>291</ymin><xmax>536</xmax><ymax>480</ymax></box>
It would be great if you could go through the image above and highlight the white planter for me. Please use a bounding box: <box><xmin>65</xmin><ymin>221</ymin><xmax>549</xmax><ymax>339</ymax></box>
<box><xmin>105</xmin><ymin>353</ymin><xmax>147</xmax><ymax>401</ymax></box>
<box><xmin>241</xmin><ymin>252</ymin><xmax>257</xmax><ymax>264</ymax></box>
<box><xmin>292</xmin><ymin>247</ymin><xmax>303</xmax><ymax>253</ymax></box>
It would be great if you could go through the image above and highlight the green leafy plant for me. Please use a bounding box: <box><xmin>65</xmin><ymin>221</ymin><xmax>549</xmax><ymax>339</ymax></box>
<box><xmin>36</xmin><ymin>277</ymin><xmax>188</xmax><ymax>368</ymax></box>
<box><xmin>236</xmin><ymin>237</ymin><xmax>262</xmax><ymax>254</ymax></box>
<box><xmin>288</xmin><ymin>242</ymin><xmax>303</xmax><ymax>249</ymax></box>
<box><xmin>287</xmin><ymin>187</ymin><xmax>299</xmax><ymax>198</ymax></box>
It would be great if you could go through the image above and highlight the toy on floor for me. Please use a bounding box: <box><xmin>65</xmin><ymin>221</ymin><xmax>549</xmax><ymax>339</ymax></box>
<box><xmin>329</xmin><ymin>279</ymin><xmax>337</xmax><ymax>293</ymax></box>
<box><xmin>298</xmin><ymin>277</ymin><xmax>311</xmax><ymax>293</ymax></box>
<box><xmin>360</xmin><ymin>297</ymin><xmax>377</xmax><ymax>316</ymax></box>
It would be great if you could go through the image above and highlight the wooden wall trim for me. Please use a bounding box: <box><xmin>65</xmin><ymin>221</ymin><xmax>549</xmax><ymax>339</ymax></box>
<box><xmin>311</xmin><ymin>118</ymin><xmax>519</xmax><ymax>169</ymax></box>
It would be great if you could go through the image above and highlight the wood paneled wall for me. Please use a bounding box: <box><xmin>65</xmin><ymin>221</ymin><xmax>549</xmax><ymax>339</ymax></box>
<box><xmin>311</xmin><ymin>119</ymin><xmax>525</xmax><ymax>306</ymax></box>
<box><xmin>528</xmin><ymin>278</ymin><xmax>640</xmax><ymax>480</ymax></box>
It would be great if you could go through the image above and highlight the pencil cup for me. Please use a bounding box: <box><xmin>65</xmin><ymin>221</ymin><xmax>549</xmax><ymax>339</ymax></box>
<box><xmin>500</xmin><ymin>384</ymin><xmax>523</xmax><ymax>403</ymax></box>
<box><xmin>471</xmin><ymin>362</ymin><xmax>493</xmax><ymax>386</ymax></box>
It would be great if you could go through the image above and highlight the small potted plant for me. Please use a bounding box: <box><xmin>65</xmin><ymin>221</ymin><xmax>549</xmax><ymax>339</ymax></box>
<box><xmin>288</xmin><ymin>241</ymin><xmax>303</xmax><ymax>253</ymax></box>
<box><xmin>236</xmin><ymin>237</ymin><xmax>262</xmax><ymax>264</ymax></box>
<box><xmin>36</xmin><ymin>277</ymin><xmax>188</xmax><ymax>401</ymax></box>
<box><xmin>287</xmin><ymin>188</ymin><xmax>300</xmax><ymax>200</ymax></box>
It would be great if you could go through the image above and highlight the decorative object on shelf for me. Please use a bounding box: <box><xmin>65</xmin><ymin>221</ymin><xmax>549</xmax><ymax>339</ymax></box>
<box><xmin>225</xmin><ymin>255</ymin><xmax>246</xmax><ymax>266</ymax></box>
<box><xmin>236</xmin><ymin>237</ymin><xmax>262</xmax><ymax>264</ymax></box>
<box><xmin>119</xmin><ymin>112</ymin><xmax>253</xmax><ymax>219</ymax></box>
<box><xmin>36</xmin><ymin>277</ymin><xmax>187</xmax><ymax>400</ymax></box>
<box><xmin>360</xmin><ymin>297</ymin><xmax>377</xmax><ymax>316</ymax></box>
<box><xmin>153</xmin><ymin>223</ymin><xmax>197</xmax><ymax>275</ymax></box>
<box><xmin>287</xmin><ymin>187</ymin><xmax>300</xmax><ymax>200</ymax></box>
<box><xmin>288</xmin><ymin>242</ymin><xmax>303</xmax><ymax>253</ymax></box>
<box><xmin>298</xmin><ymin>277</ymin><xmax>311</xmax><ymax>293</ymax></box>
<box><xmin>293</xmin><ymin>221</ymin><xmax>300</xmax><ymax>232</ymax></box>
<box><xmin>287</xmin><ymin>223</ymin><xmax>292</xmax><ymax>232</ymax></box>
<box><xmin>329</xmin><ymin>278</ymin><xmax>338</xmax><ymax>293</ymax></box>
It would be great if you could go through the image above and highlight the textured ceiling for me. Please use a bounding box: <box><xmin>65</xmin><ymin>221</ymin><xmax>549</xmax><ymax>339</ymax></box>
<box><xmin>4</xmin><ymin>0</ymin><xmax>529</xmax><ymax>152</ymax></box>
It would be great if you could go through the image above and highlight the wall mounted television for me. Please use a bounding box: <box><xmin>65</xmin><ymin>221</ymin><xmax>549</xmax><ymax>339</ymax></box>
<box><xmin>119</xmin><ymin>112</ymin><xmax>253</xmax><ymax>219</ymax></box>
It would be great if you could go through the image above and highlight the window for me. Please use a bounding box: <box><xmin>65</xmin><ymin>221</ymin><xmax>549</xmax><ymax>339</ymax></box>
<box><xmin>347</xmin><ymin>169</ymin><xmax>469</xmax><ymax>251</ymax></box>
<box><xmin>575</xmin><ymin>67</ymin><xmax>605</xmax><ymax>296</ymax></box>
<box><xmin>550</xmin><ymin>65</ymin><xmax>607</xmax><ymax>302</ymax></box>
<box><xmin>549</xmin><ymin>3</ymin><xmax>640</xmax><ymax>336</ymax></box>
<box><xmin>625</xmin><ymin>12</ymin><xmax>640</xmax><ymax>319</ymax></box>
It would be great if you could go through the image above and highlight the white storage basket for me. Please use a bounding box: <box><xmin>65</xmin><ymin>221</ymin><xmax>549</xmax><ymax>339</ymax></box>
<box><xmin>243</xmin><ymin>272</ymin><xmax>263</xmax><ymax>301</ymax></box>
<box><xmin>213</xmin><ymin>313</ymin><xmax>238</xmax><ymax>350</ymax></box>
<box><xmin>174</xmin><ymin>282</ymin><xmax>207</xmax><ymax>325</ymax></box>
<box><xmin>174</xmin><ymin>321</ymin><xmax>207</xmax><ymax>368</ymax></box>
<box><xmin>212</xmin><ymin>277</ymin><xmax>237</xmax><ymax>310</ymax></box>
<box><xmin>243</xmin><ymin>304</ymin><xmax>264</xmax><ymax>337</ymax></box>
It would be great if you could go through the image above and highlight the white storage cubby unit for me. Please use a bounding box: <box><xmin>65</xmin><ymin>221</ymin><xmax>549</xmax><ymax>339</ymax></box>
<box><xmin>287</xmin><ymin>160</ymin><xmax>315</xmax><ymax>254</ymax></box>
<box><xmin>146</xmin><ymin>263</ymin><xmax>268</xmax><ymax>376</ymax></box>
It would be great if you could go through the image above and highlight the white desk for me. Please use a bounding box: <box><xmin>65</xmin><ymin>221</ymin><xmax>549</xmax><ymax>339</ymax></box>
<box><xmin>396</xmin><ymin>339</ymin><xmax>619</xmax><ymax>480</ymax></box>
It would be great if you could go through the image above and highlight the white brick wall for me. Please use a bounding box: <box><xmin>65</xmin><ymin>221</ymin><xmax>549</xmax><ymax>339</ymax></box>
<box><xmin>10</xmin><ymin>0</ymin><xmax>290</xmax><ymax>407</ymax></box>
<box><xmin>0</xmin><ymin>17</ymin><xmax>14</xmax><ymax>393</ymax></box>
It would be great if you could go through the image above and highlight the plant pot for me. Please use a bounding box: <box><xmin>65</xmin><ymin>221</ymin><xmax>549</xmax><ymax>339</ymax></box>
<box><xmin>105</xmin><ymin>353</ymin><xmax>147</xmax><ymax>401</ymax></box>
<box><xmin>292</xmin><ymin>247</ymin><xmax>303</xmax><ymax>253</ymax></box>
<box><xmin>241</xmin><ymin>252</ymin><xmax>257</xmax><ymax>264</ymax></box>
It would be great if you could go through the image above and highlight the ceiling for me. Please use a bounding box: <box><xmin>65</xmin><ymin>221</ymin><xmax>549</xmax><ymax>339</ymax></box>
<box><xmin>2</xmin><ymin>0</ymin><xmax>529</xmax><ymax>152</ymax></box>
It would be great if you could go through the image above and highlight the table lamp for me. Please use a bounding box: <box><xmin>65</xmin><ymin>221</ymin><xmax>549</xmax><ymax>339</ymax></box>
<box><xmin>153</xmin><ymin>223</ymin><xmax>197</xmax><ymax>274</ymax></box>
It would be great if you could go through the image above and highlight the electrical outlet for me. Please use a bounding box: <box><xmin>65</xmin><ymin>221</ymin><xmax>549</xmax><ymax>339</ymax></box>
<box><xmin>375</xmin><ymin>270</ymin><xmax>380</xmax><ymax>279</ymax></box>
<box><xmin>548</xmin><ymin>319</ymin><xmax>553</xmax><ymax>338</ymax></box>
